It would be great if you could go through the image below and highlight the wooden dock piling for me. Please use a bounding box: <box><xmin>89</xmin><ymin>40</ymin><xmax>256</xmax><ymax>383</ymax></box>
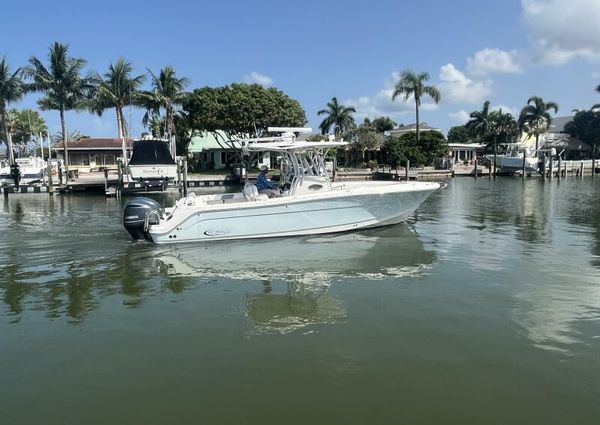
<box><xmin>182</xmin><ymin>158</ymin><xmax>188</xmax><ymax>197</ymax></box>
<box><xmin>47</xmin><ymin>162</ymin><xmax>54</xmax><ymax>194</ymax></box>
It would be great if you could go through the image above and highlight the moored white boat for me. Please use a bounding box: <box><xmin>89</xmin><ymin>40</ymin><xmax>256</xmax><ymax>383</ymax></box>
<box><xmin>0</xmin><ymin>157</ymin><xmax>46</xmax><ymax>185</ymax></box>
<box><xmin>123</xmin><ymin>128</ymin><xmax>440</xmax><ymax>243</ymax></box>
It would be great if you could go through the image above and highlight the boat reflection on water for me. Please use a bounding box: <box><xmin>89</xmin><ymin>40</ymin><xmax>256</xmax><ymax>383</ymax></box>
<box><xmin>152</xmin><ymin>224</ymin><xmax>437</xmax><ymax>334</ymax></box>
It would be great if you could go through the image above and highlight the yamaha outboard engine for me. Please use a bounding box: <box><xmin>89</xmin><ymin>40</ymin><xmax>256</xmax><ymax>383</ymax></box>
<box><xmin>123</xmin><ymin>197</ymin><xmax>163</xmax><ymax>240</ymax></box>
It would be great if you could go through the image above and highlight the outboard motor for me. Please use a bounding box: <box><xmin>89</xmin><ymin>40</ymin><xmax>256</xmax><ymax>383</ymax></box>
<box><xmin>123</xmin><ymin>197</ymin><xmax>163</xmax><ymax>240</ymax></box>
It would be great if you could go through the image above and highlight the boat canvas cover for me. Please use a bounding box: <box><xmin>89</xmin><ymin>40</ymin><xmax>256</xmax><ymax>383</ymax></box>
<box><xmin>129</xmin><ymin>140</ymin><xmax>175</xmax><ymax>165</ymax></box>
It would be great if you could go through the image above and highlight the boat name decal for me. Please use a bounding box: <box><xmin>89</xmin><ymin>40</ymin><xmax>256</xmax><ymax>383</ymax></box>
<box><xmin>204</xmin><ymin>229</ymin><xmax>231</xmax><ymax>236</ymax></box>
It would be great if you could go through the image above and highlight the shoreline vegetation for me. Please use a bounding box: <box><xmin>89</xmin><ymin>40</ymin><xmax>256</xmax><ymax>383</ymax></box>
<box><xmin>1</xmin><ymin>42</ymin><xmax>599</xmax><ymax>173</ymax></box>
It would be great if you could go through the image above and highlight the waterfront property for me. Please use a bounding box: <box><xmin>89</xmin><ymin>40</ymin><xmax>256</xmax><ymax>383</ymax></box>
<box><xmin>538</xmin><ymin>116</ymin><xmax>592</xmax><ymax>159</ymax></box>
<box><xmin>384</xmin><ymin>122</ymin><xmax>443</xmax><ymax>137</ymax></box>
<box><xmin>448</xmin><ymin>143</ymin><xmax>486</xmax><ymax>165</ymax></box>
<box><xmin>188</xmin><ymin>131</ymin><xmax>272</xmax><ymax>171</ymax></box>
<box><xmin>55</xmin><ymin>138</ymin><xmax>133</xmax><ymax>172</ymax></box>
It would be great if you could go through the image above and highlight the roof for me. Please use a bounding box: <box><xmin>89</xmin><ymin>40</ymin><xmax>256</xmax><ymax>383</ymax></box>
<box><xmin>547</xmin><ymin>116</ymin><xmax>573</xmax><ymax>133</ymax></box>
<box><xmin>385</xmin><ymin>123</ymin><xmax>443</xmax><ymax>136</ymax></box>
<box><xmin>448</xmin><ymin>143</ymin><xmax>486</xmax><ymax>149</ymax></box>
<box><xmin>55</xmin><ymin>138</ymin><xmax>134</xmax><ymax>150</ymax></box>
<box><xmin>542</xmin><ymin>136</ymin><xmax>591</xmax><ymax>152</ymax></box>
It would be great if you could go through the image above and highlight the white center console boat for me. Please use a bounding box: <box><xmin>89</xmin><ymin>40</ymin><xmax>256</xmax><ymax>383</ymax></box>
<box><xmin>123</xmin><ymin>128</ymin><xmax>440</xmax><ymax>243</ymax></box>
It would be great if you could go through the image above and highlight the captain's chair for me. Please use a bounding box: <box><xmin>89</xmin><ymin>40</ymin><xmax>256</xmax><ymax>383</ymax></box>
<box><xmin>243</xmin><ymin>183</ymin><xmax>268</xmax><ymax>201</ymax></box>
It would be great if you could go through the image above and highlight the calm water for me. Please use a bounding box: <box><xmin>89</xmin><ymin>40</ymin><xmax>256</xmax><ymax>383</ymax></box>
<box><xmin>1</xmin><ymin>178</ymin><xmax>600</xmax><ymax>424</ymax></box>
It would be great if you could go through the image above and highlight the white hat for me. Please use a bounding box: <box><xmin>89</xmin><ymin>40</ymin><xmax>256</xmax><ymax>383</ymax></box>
<box><xmin>260</xmin><ymin>165</ymin><xmax>268</xmax><ymax>171</ymax></box>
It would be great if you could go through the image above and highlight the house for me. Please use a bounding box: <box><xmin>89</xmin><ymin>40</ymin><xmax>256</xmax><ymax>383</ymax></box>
<box><xmin>384</xmin><ymin>122</ymin><xmax>443</xmax><ymax>137</ymax></box>
<box><xmin>448</xmin><ymin>143</ymin><xmax>486</xmax><ymax>165</ymax></box>
<box><xmin>188</xmin><ymin>131</ymin><xmax>272</xmax><ymax>170</ymax></box>
<box><xmin>55</xmin><ymin>138</ymin><xmax>133</xmax><ymax>171</ymax></box>
<box><xmin>540</xmin><ymin>116</ymin><xmax>591</xmax><ymax>159</ymax></box>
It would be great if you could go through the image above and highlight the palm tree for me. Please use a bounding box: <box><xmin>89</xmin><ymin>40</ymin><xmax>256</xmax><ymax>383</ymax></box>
<box><xmin>26</xmin><ymin>42</ymin><xmax>94</xmax><ymax>175</ymax></box>
<box><xmin>490</xmin><ymin>109</ymin><xmax>518</xmax><ymax>174</ymax></box>
<box><xmin>466</xmin><ymin>101</ymin><xmax>494</xmax><ymax>142</ymax></box>
<box><xmin>391</xmin><ymin>71</ymin><xmax>441</xmax><ymax>143</ymax></box>
<box><xmin>138</xmin><ymin>66</ymin><xmax>190</xmax><ymax>157</ymax></box>
<box><xmin>317</xmin><ymin>97</ymin><xmax>356</xmax><ymax>137</ymax></box>
<box><xmin>91</xmin><ymin>58</ymin><xmax>146</xmax><ymax>139</ymax></box>
<box><xmin>0</xmin><ymin>57</ymin><xmax>27</xmax><ymax>164</ymax></box>
<box><xmin>518</xmin><ymin>96</ymin><xmax>559</xmax><ymax>156</ymax></box>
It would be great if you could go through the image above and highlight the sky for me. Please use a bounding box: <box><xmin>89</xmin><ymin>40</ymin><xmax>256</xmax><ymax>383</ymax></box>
<box><xmin>2</xmin><ymin>0</ymin><xmax>600</xmax><ymax>139</ymax></box>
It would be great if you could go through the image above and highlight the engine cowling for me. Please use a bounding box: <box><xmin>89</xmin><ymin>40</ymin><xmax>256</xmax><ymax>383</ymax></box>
<box><xmin>123</xmin><ymin>197</ymin><xmax>162</xmax><ymax>240</ymax></box>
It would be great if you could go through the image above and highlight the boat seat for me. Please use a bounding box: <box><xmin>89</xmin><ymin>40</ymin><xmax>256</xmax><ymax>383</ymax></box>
<box><xmin>243</xmin><ymin>183</ymin><xmax>268</xmax><ymax>201</ymax></box>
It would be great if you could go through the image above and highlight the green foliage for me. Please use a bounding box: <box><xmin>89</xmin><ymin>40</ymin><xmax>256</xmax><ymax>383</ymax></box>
<box><xmin>4</xmin><ymin>109</ymin><xmax>47</xmax><ymax>147</ymax></box>
<box><xmin>392</xmin><ymin>70</ymin><xmax>441</xmax><ymax>144</ymax></box>
<box><xmin>392</xmin><ymin>71</ymin><xmax>441</xmax><ymax>105</ymax></box>
<box><xmin>26</xmin><ymin>42</ymin><xmax>94</xmax><ymax>113</ymax></box>
<box><xmin>318</xmin><ymin>97</ymin><xmax>356</xmax><ymax>136</ymax></box>
<box><xmin>184</xmin><ymin>83</ymin><xmax>306</xmax><ymax>141</ymax></box>
<box><xmin>371</xmin><ymin>116</ymin><xmax>396</xmax><ymax>133</ymax></box>
<box><xmin>518</xmin><ymin>96</ymin><xmax>559</xmax><ymax>150</ymax></box>
<box><xmin>465</xmin><ymin>101</ymin><xmax>493</xmax><ymax>141</ymax></box>
<box><xmin>447</xmin><ymin>125</ymin><xmax>471</xmax><ymax>144</ymax></box>
<box><xmin>345</xmin><ymin>121</ymin><xmax>382</xmax><ymax>166</ymax></box>
<box><xmin>382</xmin><ymin>131</ymin><xmax>447</xmax><ymax>167</ymax></box>
<box><xmin>564</xmin><ymin>109</ymin><xmax>600</xmax><ymax>153</ymax></box>
<box><xmin>137</xmin><ymin>66</ymin><xmax>190</xmax><ymax>138</ymax></box>
<box><xmin>0</xmin><ymin>57</ymin><xmax>27</xmax><ymax>162</ymax></box>
<box><xmin>305</xmin><ymin>133</ymin><xmax>327</xmax><ymax>142</ymax></box>
<box><xmin>490</xmin><ymin>109</ymin><xmax>519</xmax><ymax>147</ymax></box>
<box><xmin>90</xmin><ymin>58</ymin><xmax>146</xmax><ymax>138</ymax></box>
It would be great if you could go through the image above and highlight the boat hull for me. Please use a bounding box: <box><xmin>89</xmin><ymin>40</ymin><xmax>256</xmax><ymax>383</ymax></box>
<box><xmin>487</xmin><ymin>155</ymin><xmax>539</xmax><ymax>172</ymax></box>
<box><xmin>148</xmin><ymin>182</ymin><xmax>439</xmax><ymax>243</ymax></box>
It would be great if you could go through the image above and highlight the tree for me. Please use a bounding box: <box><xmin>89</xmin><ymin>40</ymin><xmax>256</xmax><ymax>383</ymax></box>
<box><xmin>51</xmin><ymin>130</ymin><xmax>87</xmax><ymax>144</ymax></box>
<box><xmin>392</xmin><ymin>71</ymin><xmax>441</xmax><ymax>143</ymax></box>
<box><xmin>185</xmin><ymin>84</ymin><xmax>306</xmax><ymax>141</ymax></box>
<box><xmin>5</xmin><ymin>109</ymin><xmax>48</xmax><ymax>154</ymax></box>
<box><xmin>518</xmin><ymin>96</ymin><xmax>559</xmax><ymax>155</ymax></box>
<box><xmin>564</xmin><ymin>109</ymin><xmax>600</xmax><ymax>155</ymax></box>
<box><xmin>447</xmin><ymin>125</ymin><xmax>471</xmax><ymax>144</ymax></box>
<box><xmin>26</xmin><ymin>42</ymin><xmax>94</xmax><ymax>175</ymax></box>
<box><xmin>371</xmin><ymin>116</ymin><xmax>396</xmax><ymax>133</ymax></box>
<box><xmin>346</xmin><ymin>122</ymin><xmax>381</xmax><ymax>166</ymax></box>
<box><xmin>490</xmin><ymin>110</ymin><xmax>518</xmax><ymax>174</ymax></box>
<box><xmin>465</xmin><ymin>101</ymin><xmax>494</xmax><ymax>144</ymax></box>
<box><xmin>138</xmin><ymin>66</ymin><xmax>190</xmax><ymax>157</ymax></box>
<box><xmin>382</xmin><ymin>131</ymin><xmax>447</xmax><ymax>167</ymax></box>
<box><xmin>184</xmin><ymin>83</ymin><xmax>307</xmax><ymax>171</ymax></box>
<box><xmin>317</xmin><ymin>97</ymin><xmax>356</xmax><ymax>137</ymax></box>
<box><xmin>91</xmin><ymin>58</ymin><xmax>146</xmax><ymax>139</ymax></box>
<box><xmin>491</xmin><ymin>110</ymin><xmax>518</xmax><ymax>146</ymax></box>
<box><xmin>0</xmin><ymin>57</ymin><xmax>27</xmax><ymax>164</ymax></box>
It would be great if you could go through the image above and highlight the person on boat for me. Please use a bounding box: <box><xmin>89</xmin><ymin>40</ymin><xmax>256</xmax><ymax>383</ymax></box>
<box><xmin>256</xmin><ymin>165</ymin><xmax>278</xmax><ymax>198</ymax></box>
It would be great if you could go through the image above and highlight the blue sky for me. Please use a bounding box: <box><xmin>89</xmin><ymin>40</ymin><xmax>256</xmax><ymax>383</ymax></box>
<box><xmin>2</xmin><ymin>0</ymin><xmax>600</xmax><ymax>138</ymax></box>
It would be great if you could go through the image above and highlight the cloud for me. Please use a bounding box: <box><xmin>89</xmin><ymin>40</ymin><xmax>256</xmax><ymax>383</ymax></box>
<box><xmin>243</xmin><ymin>71</ymin><xmax>273</xmax><ymax>86</ymax></box>
<box><xmin>438</xmin><ymin>64</ymin><xmax>492</xmax><ymax>104</ymax></box>
<box><xmin>522</xmin><ymin>0</ymin><xmax>600</xmax><ymax>65</ymax></box>
<box><xmin>491</xmin><ymin>104</ymin><xmax>519</xmax><ymax>117</ymax></box>
<box><xmin>449</xmin><ymin>110</ymin><xmax>470</xmax><ymax>124</ymax></box>
<box><xmin>467</xmin><ymin>48</ymin><xmax>522</xmax><ymax>76</ymax></box>
<box><xmin>344</xmin><ymin>71</ymin><xmax>439</xmax><ymax>122</ymax></box>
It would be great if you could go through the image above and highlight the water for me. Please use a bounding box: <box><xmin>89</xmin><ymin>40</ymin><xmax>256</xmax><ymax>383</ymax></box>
<box><xmin>1</xmin><ymin>178</ymin><xmax>599</xmax><ymax>424</ymax></box>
